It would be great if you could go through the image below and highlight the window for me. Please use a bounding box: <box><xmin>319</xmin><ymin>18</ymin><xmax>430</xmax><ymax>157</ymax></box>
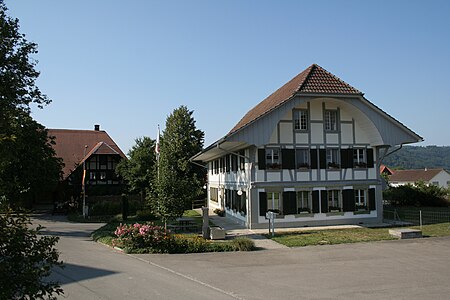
<box><xmin>266</xmin><ymin>149</ymin><xmax>281</xmax><ymax>169</ymax></box>
<box><xmin>296</xmin><ymin>191</ymin><xmax>311</xmax><ymax>213</ymax></box>
<box><xmin>99</xmin><ymin>155</ymin><xmax>107</xmax><ymax>170</ymax></box>
<box><xmin>296</xmin><ymin>149</ymin><xmax>310</xmax><ymax>169</ymax></box>
<box><xmin>239</xmin><ymin>150</ymin><xmax>245</xmax><ymax>171</ymax></box>
<box><xmin>267</xmin><ymin>192</ymin><xmax>282</xmax><ymax>212</ymax></box>
<box><xmin>353</xmin><ymin>149</ymin><xmax>367</xmax><ymax>168</ymax></box>
<box><xmin>210</xmin><ymin>187</ymin><xmax>218</xmax><ymax>202</ymax></box>
<box><xmin>354</xmin><ymin>189</ymin><xmax>367</xmax><ymax>210</ymax></box>
<box><xmin>328</xmin><ymin>190</ymin><xmax>342</xmax><ymax>212</ymax></box>
<box><xmin>294</xmin><ymin>109</ymin><xmax>308</xmax><ymax>131</ymax></box>
<box><xmin>324</xmin><ymin>110</ymin><xmax>338</xmax><ymax>131</ymax></box>
<box><xmin>326</xmin><ymin>149</ymin><xmax>340</xmax><ymax>169</ymax></box>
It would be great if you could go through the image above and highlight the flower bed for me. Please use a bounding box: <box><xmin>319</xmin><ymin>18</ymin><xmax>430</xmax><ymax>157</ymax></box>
<box><xmin>111</xmin><ymin>222</ymin><xmax>255</xmax><ymax>254</ymax></box>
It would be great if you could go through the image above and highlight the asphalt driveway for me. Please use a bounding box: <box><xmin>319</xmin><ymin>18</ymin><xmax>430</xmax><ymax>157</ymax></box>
<box><xmin>33</xmin><ymin>214</ymin><xmax>450</xmax><ymax>299</ymax></box>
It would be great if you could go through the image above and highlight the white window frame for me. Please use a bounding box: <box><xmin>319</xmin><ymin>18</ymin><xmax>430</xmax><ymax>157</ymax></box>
<box><xmin>324</xmin><ymin>110</ymin><xmax>338</xmax><ymax>132</ymax></box>
<box><xmin>355</xmin><ymin>189</ymin><xmax>367</xmax><ymax>210</ymax></box>
<box><xmin>267</xmin><ymin>192</ymin><xmax>282</xmax><ymax>212</ymax></box>
<box><xmin>353</xmin><ymin>149</ymin><xmax>367</xmax><ymax>168</ymax></box>
<box><xmin>326</xmin><ymin>148</ymin><xmax>340</xmax><ymax>169</ymax></box>
<box><xmin>265</xmin><ymin>148</ymin><xmax>281</xmax><ymax>169</ymax></box>
<box><xmin>294</xmin><ymin>109</ymin><xmax>309</xmax><ymax>131</ymax></box>
<box><xmin>328</xmin><ymin>190</ymin><xmax>342</xmax><ymax>212</ymax></box>
<box><xmin>296</xmin><ymin>191</ymin><xmax>311</xmax><ymax>213</ymax></box>
<box><xmin>296</xmin><ymin>148</ymin><xmax>310</xmax><ymax>169</ymax></box>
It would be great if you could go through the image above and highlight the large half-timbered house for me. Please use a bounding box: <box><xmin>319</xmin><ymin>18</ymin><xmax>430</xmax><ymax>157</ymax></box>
<box><xmin>192</xmin><ymin>64</ymin><xmax>422</xmax><ymax>229</ymax></box>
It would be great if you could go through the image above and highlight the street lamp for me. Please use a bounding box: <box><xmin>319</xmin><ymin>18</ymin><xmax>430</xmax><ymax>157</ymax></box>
<box><xmin>82</xmin><ymin>145</ymin><xmax>88</xmax><ymax>218</ymax></box>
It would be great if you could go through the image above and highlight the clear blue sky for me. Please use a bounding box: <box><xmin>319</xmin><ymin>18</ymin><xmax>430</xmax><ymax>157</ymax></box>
<box><xmin>6</xmin><ymin>0</ymin><xmax>450</xmax><ymax>153</ymax></box>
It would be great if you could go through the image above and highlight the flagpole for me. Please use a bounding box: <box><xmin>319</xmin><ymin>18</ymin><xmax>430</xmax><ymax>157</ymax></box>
<box><xmin>156</xmin><ymin>125</ymin><xmax>160</xmax><ymax>181</ymax></box>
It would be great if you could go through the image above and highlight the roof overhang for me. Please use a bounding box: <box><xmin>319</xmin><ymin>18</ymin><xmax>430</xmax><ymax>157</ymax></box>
<box><xmin>191</xmin><ymin>139</ymin><xmax>249</xmax><ymax>162</ymax></box>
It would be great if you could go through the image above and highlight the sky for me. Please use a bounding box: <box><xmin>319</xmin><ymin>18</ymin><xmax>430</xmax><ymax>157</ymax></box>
<box><xmin>5</xmin><ymin>0</ymin><xmax>450</xmax><ymax>153</ymax></box>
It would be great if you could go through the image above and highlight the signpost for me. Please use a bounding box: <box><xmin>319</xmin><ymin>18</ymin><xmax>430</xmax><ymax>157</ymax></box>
<box><xmin>266</xmin><ymin>211</ymin><xmax>277</xmax><ymax>236</ymax></box>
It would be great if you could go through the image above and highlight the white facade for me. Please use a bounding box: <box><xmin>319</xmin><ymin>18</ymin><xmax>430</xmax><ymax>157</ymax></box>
<box><xmin>193</xmin><ymin>65</ymin><xmax>422</xmax><ymax>229</ymax></box>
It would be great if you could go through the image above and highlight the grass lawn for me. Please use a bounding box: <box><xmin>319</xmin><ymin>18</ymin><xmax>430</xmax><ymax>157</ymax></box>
<box><xmin>269</xmin><ymin>222</ymin><xmax>450</xmax><ymax>247</ymax></box>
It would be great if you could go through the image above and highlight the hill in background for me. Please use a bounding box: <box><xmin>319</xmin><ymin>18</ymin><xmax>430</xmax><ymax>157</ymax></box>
<box><xmin>382</xmin><ymin>146</ymin><xmax>450</xmax><ymax>171</ymax></box>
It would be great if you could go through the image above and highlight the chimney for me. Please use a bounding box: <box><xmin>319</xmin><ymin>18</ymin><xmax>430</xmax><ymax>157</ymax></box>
<box><xmin>94</xmin><ymin>124</ymin><xmax>100</xmax><ymax>131</ymax></box>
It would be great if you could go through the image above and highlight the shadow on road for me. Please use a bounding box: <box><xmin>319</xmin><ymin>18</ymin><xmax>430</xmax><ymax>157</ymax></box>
<box><xmin>51</xmin><ymin>263</ymin><xmax>118</xmax><ymax>286</ymax></box>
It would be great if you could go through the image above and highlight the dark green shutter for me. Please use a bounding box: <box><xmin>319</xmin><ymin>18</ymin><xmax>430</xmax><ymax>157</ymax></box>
<box><xmin>367</xmin><ymin>149</ymin><xmax>374</xmax><ymax>168</ymax></box>
<box><xmin>341</xmin><ymin>149</ymin><xmax>353</xmax><ymax>169</ymax></box>
<box><xmin>343</xmin><ymin>189</ymin><xmax>355</xmax><ymax>212</ymax></box>
<box><xmin>312</xmin><ymin>191</ymin><xmax>320</xmax><ymax>213</ymax></box>
<box><xmin>283</xmin><ymin>191</ymin><xmax>297</xmax><ymax>215</ymax></box>
<box><xmin>226</xmin><ymin>155</ymin><xmax>230</xmax><ymax>172</ymax></box>
<box><xmin>368</xmin><ymin>188</ymin><xmax>376</xmax><ymax>211</ymax></box>
<box><xmin>281</xmin><ymin>149</ymin><xmax>295</xmax><ymax>169</ymax></box>
<box><xmin>259</xmin><ymin>192</ymin><xmax>267</xmax><ymax>216</ymax></box>
<box><xmin>258</xmin><ymin>149</ymin><xmax>266</xmax><ymax>170</ymax></box>
<box><xmin>321</xmin><ymin>190</ymin><xmax>328</xmax><ymax>213</ymax></box>
<box><xmin>310</xmin><ymin>149</ymin><xmax>318</xmax><ymax>169</ymax></box>
<box><xmin>319</xmin><ymin>149</ymin><xmax>327</xmax><ymax>169</ymax></box>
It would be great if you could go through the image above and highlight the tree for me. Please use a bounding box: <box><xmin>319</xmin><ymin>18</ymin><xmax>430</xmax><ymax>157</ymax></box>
<box><xmin>0</xmin><ymin>208</ymin><xmax>64</xmax><ymax>299</ymax></box>
<box><xmin>116</xmin><ymin>137</ymin><xmax>156</xmax><ymax>202</ymax></box>
<box><xmin>156</xmin><ymin>106</ymin><xmax>205</xmax><ymax>223</ymax></box>
<box><xmin>0</xmin><ymin>2</ymin><xmax>62</xmax><ymax>207</ymax></box>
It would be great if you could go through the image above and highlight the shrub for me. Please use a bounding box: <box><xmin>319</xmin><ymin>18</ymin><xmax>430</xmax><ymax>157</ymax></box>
<box><xmin>114</xmin><ymin>223</ymin><xmax>173</xmax><ymax>253</ymax></box>
<box><xmin>135</xmin><ymin>209</ymin><xmax>156</xmax><ymax>221</ymax></box>
<box><xmin>0</xmin><ymin>209</ymin><xmax>64</xmax><ymax>299</ymax></box>
<box><xmin>384</xmin><ymin>181</ymin><xmax>449</xmax><ymax>207</ymax></box>
<box><xmin>213</xmin><ymin>208</ymin><xmax>225</xmax><ymax>217</ymax></box>
<box><xmin>231</xmin><ymin>237</ymin><xmax>256</xmax><ymax>251</ymax></box>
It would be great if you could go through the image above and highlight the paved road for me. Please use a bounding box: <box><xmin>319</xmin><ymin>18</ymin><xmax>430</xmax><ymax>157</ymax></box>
<box><xmin>33</xmin><ymin>215</ymin><xmax>450</xmax><ymax>299</ymax></box>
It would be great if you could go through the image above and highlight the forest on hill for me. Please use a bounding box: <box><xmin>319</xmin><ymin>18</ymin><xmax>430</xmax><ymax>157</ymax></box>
<box><xmin>381</xmin><ymin>146</ymin><xmax>450</xmax><ymax>171</ymax></box>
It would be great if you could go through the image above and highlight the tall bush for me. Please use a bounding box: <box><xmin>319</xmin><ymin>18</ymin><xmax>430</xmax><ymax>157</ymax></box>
<box><xmin>0</xmin><ymin>209</ymin><xmax>64</xmax><ymax>299</ymax></box>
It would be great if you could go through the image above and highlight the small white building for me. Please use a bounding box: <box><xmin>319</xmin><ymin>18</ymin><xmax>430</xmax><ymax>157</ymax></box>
<box><xmin>389</xmin><ymin>168</ymin><xmax>450</xmax><ymax>188</ymax></box>
<box><xmin>192</xmin><ymin>64</ymin><xmax>422</xmax><ymax>229</ymax></box>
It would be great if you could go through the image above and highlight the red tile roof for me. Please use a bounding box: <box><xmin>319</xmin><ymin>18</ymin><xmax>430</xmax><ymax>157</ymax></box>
<box><xmin>389</xmin><ymin>169</ymin><xmax>445</xmax><ymax>183</ymax></box>
<box><xmin>380</xmin><ymin>164</ymin><xmax>395</xmax><ymax>175</ymax></box>
<box><xmin>229</xmin><ymin>64</ymin><xmax>361</xmax><ymax>135</ymax></box>
<box><xmin>48</xmin><ymin>129</ymin><xmax>126</xmax><ymax>179</ymax></box>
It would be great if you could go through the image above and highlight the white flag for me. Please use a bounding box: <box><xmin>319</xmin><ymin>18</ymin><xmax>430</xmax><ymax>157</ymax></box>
<box><xmin>155</xmin><ymin>125</ymin><xmax>160</xmax><ymax>155</ymax></box>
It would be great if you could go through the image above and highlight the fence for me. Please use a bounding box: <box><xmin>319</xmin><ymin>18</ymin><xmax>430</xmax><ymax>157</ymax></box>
<box><xmin>384</xmin><ymin>206</ymin><xmax>450</xmax><ymax>226</ymax></box>
<box><xmin>192</xmin><ymin>198</ymin><xmax>207</xmax><ymax>209</ymax></box>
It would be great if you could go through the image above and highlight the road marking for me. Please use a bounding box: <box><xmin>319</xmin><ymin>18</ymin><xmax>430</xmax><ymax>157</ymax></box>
<box><xmin>129</xmin><ymin>254</ymin><xmax>245</xmax><ymax>300</ymax></box>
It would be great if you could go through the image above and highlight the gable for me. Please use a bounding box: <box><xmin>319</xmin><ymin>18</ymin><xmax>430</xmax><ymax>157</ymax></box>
<box><xmin>229</xmin><ymin>64</ymin><xmax>361</xmax><ymax>135</ymax></box>
<box><xmin>48</xmin><ymin>129</ymin><xmax>126</xmax><ymax>179</ymax></box>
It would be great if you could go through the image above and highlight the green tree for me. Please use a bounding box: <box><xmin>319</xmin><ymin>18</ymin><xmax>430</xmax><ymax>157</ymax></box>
<box><xmin>156</xmin><ymin>106</ymin><xmax>205</xmax><ymax>223</ymax></box>
<box><xmin>0</xmin><ymin>2</ymin><xmax>62</xmax><ymax>207</ymax></box>
<box><xmin>116</xmin><ymin>137</ymin><xmax>156</xmax><ymax>202</ymax></box>
<box><xmin>0</xmin><ymin>208</ymin><xmax>64</xmax><ymax>299</ymax></box>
